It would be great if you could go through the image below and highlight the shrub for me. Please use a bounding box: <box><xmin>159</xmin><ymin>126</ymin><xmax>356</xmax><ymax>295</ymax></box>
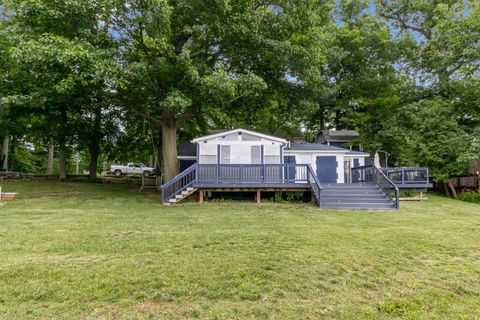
<box><xmin>458</xmin><ymin>192</ymin><xmax>480</xmax><ymax>204</ymax></box>
<box><xmin>286</xmin><ymin>192</ymin><xmax>303</xmax><ymax>202</ymax></box>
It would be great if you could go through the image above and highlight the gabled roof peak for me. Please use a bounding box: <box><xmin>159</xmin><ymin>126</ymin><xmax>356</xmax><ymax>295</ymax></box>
<box><xmin>191</xmin><ymin>128</ymin><xmax>287</xmax><ymax>144</ymax></box>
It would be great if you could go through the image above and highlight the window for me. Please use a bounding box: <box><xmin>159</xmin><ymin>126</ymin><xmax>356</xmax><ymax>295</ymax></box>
<box><xmin>251</xmin><ymin>146</ymin><xmax>261</xmax><ymax>164</ymax></box>
<box><xmin>199</xmin><ymin>144</ymin><xmax>217</xmax><ymax>164</ymax></box>
<box><xmin>221</xmin><ymin>145</ymin><xmax>231</xmax><ymax>164</ymax></box>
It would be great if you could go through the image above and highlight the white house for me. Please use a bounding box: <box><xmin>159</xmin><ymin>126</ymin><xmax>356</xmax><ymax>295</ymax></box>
<box><xmin>165</xmin><ymin>128</ymin><xmax>430</xmax><ymax>209</ymax></box>
<box><xmin>181</xmin><ymin>128</ymin><xmax>369</xmax><ymax>184</ymax></box>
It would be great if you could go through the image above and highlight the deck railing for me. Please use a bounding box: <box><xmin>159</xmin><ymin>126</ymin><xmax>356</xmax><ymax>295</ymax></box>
<box><xmin>161</xmin><ymin>164</ymin><xmax>197</xmax><ymax>204</ymax></box>
<box><xmin>307</xmin><ymin>164</ymin><xmax>323</xmax><ymax>207</ymax></box>
<box><xmin>352</xmin><ymin>166</ymin><xmax>430</xmax><ymax>186</ymax></box>
<box><xmin>380</xmin><ymin>168</ymin><xmax>429</xmax><ymax>185</ymax></box>
<box><xmin>196</xmin><ymin>163</ymin><xmax>309</xmax><ymax>184</ymax></box>
<box><xmin>161</xmin><ymin>163</ymin><xmax>321</xmax><ymax>204</ymax></box>
<box><xmin>351</xmin><ymin>165</ymin><xmax>400</xmax><ymax>208</ymax></box>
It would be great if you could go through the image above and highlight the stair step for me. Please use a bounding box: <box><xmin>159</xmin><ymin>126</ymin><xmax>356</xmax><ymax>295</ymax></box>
<box><xmin>321</xmin><ymin>191</ymin><xmax>385</xmax><ymax>196</ymax></box>
<box><xmin>164</xmin><ymin>187</ymin><xmax>198</xmax><ymax>205</ymax></box>
<box><xmin>317</xmin><ymin>182</ymin><xmax>397</xmax><ymax>210</ymax></box>
<box><xmin>321</xmin><ymin>203</ymin><xmax>395</xmax><ymax>209</ymax></box>
<box><xmin>321</xmin><ymin>196</ymin><xmax>389</xmax><ymax>201</ymax></box>
<box><xmin>322</xmin><ymin>200</ymin><xmax>392</xmax><ymax>205</ymax></box>
<box><xmin>322</xmin><ymin>184</ymin><xmax>377</xmax><ymax>188</ymax></box>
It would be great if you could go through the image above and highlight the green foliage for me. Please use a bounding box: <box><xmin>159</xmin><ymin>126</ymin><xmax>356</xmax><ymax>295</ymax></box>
<box><xmin>458</xmin><ymin>192</ymin><xmax>480</xmax><ymax>204</ymax></box>
<box><xmin>0</xmin><ymin>0</ymin><xmax>479</xmax><ymax>183</ymax></box>
<box><xmin>377</xmin><ymin>98</ymin><xmax>476</xmax><ymax>181</ymax></box>
<box><xmin>285</xmin><ymin>192</ymin><xmax>304</xmax><ymax>202</ymax></box>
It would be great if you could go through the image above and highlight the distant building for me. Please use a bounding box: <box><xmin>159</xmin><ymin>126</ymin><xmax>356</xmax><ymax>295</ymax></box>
<box><xmin>316</xmin><ymin>130</ymin><xmax>363</xmax><ymax>151</ymax></box>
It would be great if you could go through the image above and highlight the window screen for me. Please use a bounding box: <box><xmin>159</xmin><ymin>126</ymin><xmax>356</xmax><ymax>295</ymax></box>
<box><xmin>221</xmin><ymin>145</ymin><xmax>231</xmax><ymax>164</ymax></box>
<box><xmin>251</xmin><ymin>146</ymin><xmax>261</xmax><ymax>164</ymax></box>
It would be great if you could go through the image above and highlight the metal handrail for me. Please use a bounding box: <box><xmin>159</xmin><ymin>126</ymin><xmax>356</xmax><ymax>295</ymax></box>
<box><xmin>372</xmin><ymin>166</ymin><xmax>400</xmax><ymax>209</ymax></box>
<box><xmin>160</xmin><ymin>164</ymin><xmax>197</xmax><ymax>204</ymax></box>
<box><xmin>307</xmin><ymin>164</ymin><xmax>322</xmax><ymax>207</ymax></box>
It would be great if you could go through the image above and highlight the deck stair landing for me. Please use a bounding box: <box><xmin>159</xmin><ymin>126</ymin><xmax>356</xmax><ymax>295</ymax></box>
<box><xmin>320</xmin><ymin>183</ymin><xmax>395</xmax><ymax>210</ymax></box>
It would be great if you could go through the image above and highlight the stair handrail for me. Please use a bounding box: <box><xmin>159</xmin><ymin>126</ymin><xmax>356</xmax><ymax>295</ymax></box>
<box><xmin>161</xmin><ymin>164</ymin><xmax>197</xmax><ymax>204</ymax></box>
<box><xmin>307</xmin><ymin>164</ymin><xmax>323</xmax><ymax>207</ymax></box>
<box><xmin>372</xmin><ymin>165</ymin><xmax>400</xmax><ymax>209</ymax></box>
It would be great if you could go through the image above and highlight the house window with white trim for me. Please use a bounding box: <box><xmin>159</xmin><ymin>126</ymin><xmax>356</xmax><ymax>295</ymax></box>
<box><xmin>251</xmin><ymin>146</ymin><xmax>261</xmax><ymax>164</ymax></box>
<box><xmin>221</xmin><ymin>145</ymin><xmax>231</xmax><ymax>164</ymax></box>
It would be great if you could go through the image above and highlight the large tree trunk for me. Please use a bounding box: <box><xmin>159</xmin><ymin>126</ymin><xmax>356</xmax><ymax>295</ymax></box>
<box><xmin>47</xmin><ymin>138</ymin><xmax>54</xmax><ymax>175</ymax></box>
<box><xmin>58</xmin><ymin>106</ymin><xmax>68</xmax><ymax>180</ymax></box>
<box><xmin>1</xmin><ymin>136</ymin><xmax>9</xmax><ymax>171</ymax></box>
<box><xmin>156</xmin><ymin>131</ymin><xmax>163</xmax><ymax>175</ymax></box>
<box><xmin>59</xmin><ymin>148</ymin><xmax>67</xmax><ymax>180</ymax></box>
<box><xmin>161</xmin><ymin>116</ymin><xmax>178</xmax><ymax>182</ymax></box>
<box><xmin>88</xmin><ymin>107</ymin><xmax>102</xmax><ymax>180</ymax></box>
<box><xmin>88</xmin><ymin>143</ymin><xmax>99</xmax><ymax>180</ymax></box>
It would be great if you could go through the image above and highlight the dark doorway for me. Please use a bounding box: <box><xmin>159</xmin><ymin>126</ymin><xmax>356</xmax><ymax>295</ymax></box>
<box><xmin>316</xmin><ymin>156</ymin><xmax>337</xmax><ymax>183</ymax></box>
<box><xmin>284</xmin><ymin>155</ymin><xmax>296</xmax><ymax>181</ymax></box>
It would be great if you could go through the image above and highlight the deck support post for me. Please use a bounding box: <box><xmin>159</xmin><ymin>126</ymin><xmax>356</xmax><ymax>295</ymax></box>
<box><xmin>199</xmin><ymin>190</ymin><xmax>204</xmax><ymax>204</ymax></box>
<box><xmin>256</xmin><ymin>190</ymin><xmax>261</xmax><ymax>204</ymax></box>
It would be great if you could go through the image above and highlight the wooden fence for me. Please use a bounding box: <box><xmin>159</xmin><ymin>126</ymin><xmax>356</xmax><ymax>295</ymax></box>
<box><xmin>450</xmin><ymin>176</ymin><xmax>479</xmax><ymax>189</ymax></box>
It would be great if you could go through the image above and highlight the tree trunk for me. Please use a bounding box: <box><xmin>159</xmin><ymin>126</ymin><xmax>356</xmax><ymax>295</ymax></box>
<box><xmin>437</xmin><ymin>69</ymin><xmax>450</xmax><ymax>97</ymax></box>
<box><xmin>319</xmin><ymin>107</ymin><xmax>326</xmax><ymax>131</ymax></box>
<box><xmin>156</xmin><ymin>131</ymin><xmax>163</xmax><ymax>175</ymax></box>
<box><xmin>334</xmin><ymin>110</ymin><xmax>342</xmax><ymax>130</ymax></box>
<box><xmin>443</xmin><ymin>182</ymin><xmax>450</xmax><ymax>198</ymax></box>
<box><xmin>47</xmin><ymin>138</ymin><xmax>54</xmax><ymax>175</ymax></box>
<box><xmin>89</xmin><ymin>144</ymin><xmax>99</xmax><ymax>180</ymax></box>
<box><xmin>1</xmin><ymin>136</ymin><xmax>9</xmax><ymax>171</ymax></box>
<box><xmin>88</xmin><ymin>107</ymin><xmax>102</xmax><ymax>180</ymax></box>
<box><xmin>59</xmin><ymin>148</ymin><xmax>67</xmax><ymax>180</ymax></box>
<box><xmin>448</xmin><ymin>180</ymin><xmax>458</xmax><ymax>199</ymax></box>
<box><xmin>58</xmin><ymin>106</ymin><xmax>68</xmax><ymax>180</ymax></box>
<box><xmin>161</xmin><ymin>116</ymin><xmax>178</xmax><ymax>182</ymax></box>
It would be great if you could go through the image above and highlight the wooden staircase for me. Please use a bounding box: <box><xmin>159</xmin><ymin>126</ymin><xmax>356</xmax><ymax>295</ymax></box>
<box><xmin>320</xmin><ymin>183</ymin><xmax>396</xmax><ymax>210</ymax></box>
<box><xmin>164</xmin><ymin>187</ymin><xmax>198</xmax><ymax>205</ymax></box>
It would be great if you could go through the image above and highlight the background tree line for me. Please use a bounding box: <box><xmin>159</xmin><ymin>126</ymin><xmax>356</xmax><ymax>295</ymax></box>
<box><xmin>0</xmin><ymin>0</ymin><xmax>478</xmax><ymax>186</ymax></box>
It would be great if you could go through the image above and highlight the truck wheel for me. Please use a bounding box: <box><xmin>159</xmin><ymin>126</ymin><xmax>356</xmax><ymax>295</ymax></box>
<box><xmin>115</xmin><ymin>169</ymin><xmax>122</xmax><ymax>176</ymax></box>
<box><xmin>143</xmin><ymin>171</ymin><xmax>150</xmax><ymax>177</ymax></box>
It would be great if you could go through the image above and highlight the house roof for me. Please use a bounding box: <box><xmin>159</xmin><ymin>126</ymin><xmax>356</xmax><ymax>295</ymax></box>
<box><xmin>177</xmin><ymin>142</ymin><xmax>197</xmax><ymax>158</ymax></box>
<box><xmin>191</xmin><ymin>128</ymin><xmax>288</xmax><ymax>144</ymax></box>
<box><xmin>285</xmin><ymin>142</ymin><xmax>349</xmax><ymax>152</ymax></box>
<box><xmin>345</xmin><ymin>150</ymin><xmax>370</xmax><ymax>157</ymax></box>
<box><xmin>317</xmin><ymin>130</ymin><xmax>361</xmax><ymax>143</ymax></box>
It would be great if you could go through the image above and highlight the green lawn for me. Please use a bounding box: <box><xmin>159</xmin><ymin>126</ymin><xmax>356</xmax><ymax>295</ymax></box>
<box><xmin>0</xmin><ymin>181</ymin><xmax>479</xmax><ymax>319</ymax></box>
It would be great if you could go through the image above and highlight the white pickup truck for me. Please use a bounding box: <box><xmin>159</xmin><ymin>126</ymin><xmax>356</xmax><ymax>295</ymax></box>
<box><xmin>110</xmin><ymin>163</ymin><xmax>156</xmax><ymax>176</ymax></box>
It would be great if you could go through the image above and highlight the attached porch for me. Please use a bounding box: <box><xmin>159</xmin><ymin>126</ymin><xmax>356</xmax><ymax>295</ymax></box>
<box><xmin>161</xmin><ymin>163</ymin><xmax>321</xmax><ymax>205</ymax></box>
<box><xmin>161</xmin><ymin>164</ymin><xmax>431</xmax><ymax>209</ymax></box>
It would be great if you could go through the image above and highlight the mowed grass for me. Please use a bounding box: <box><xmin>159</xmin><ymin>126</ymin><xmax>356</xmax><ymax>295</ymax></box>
<box><xmin>0</xmin><ymin>181</ymin><xmax>479</xmax><ymax>319</ymax></box>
